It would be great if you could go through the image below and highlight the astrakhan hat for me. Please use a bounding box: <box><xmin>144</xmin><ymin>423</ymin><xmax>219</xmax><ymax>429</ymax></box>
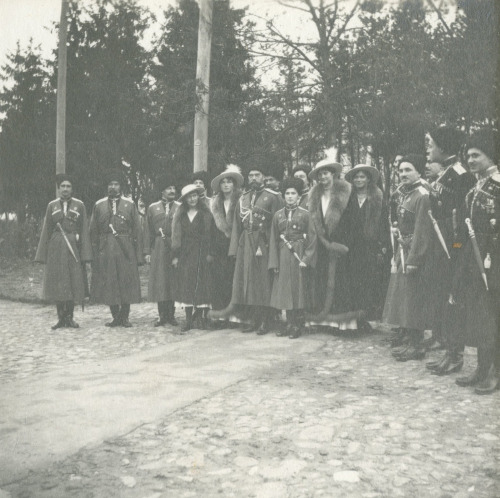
<box><xmin>104</xmin><ymin>168</ymin><xmax>126</xmax><ymax>186</ymax></box>
<box><xmin>344</xmin><ymin>164</ymin><xmax>380</xmax><ymax>184</ymax></box>
<box><xmin>210</xmin><ymin>164</ymin><xmax>244</xmax><ymax>193</ymax></box>
<box><xmin>56</xmin><ymin>173</ymin><xmax>74</xmax><ymax>187</ymax></box>
<box><xmin>157</xmin><ymin>173</ymin><xmax>177</xmax><ymax>192</ymax></box>
<box><xmin>177</xmin><ymin>184</ymin><xmax>205</xmax><ymax>203</ymax></box>
<box><xmin>308</xmin><ymin>157</ymin><xmax>343</xmax><ymax>181</ymax></box>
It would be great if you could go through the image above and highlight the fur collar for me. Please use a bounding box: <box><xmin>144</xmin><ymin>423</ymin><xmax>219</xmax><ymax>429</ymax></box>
<box><xmin>308</xmin><ymin>180</ymin><xmax>352</xmax><ymax>242</ymax></box>
<box><xmin>211</xmin><ymin>190</ymin><xmax>241</xmax><ymax>238</ymax></box>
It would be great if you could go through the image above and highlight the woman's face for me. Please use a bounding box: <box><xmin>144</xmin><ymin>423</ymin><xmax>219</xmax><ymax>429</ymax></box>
<box><xmin>220</xmin><ymin>177</ymin><xmax>235</xmax><ymax>194</ymax></box>
<box><xmin>352</xmin><ymin>171</ymin><xmax>369</xmax><ymax>190</ymax></box>
<box><xmin>284</xmin><ymin>188</ymin><xmax>299</xmax><ymax>206</ymax></box>
<box><xmin>318</xmin><ymin>169</ymin><xmax>334</xmax><ymax>187</ymax></box>
<box><xmin>186</xmin><ymin>192</ymin><xmax>199</xmax><ymax>207</ymax></box>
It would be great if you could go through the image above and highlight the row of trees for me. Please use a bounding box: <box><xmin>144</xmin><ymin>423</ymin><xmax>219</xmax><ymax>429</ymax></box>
<box><xmin>0</xmin><ymin>0</ymin><xmax>498</xmax><ymax>223</ymax></box>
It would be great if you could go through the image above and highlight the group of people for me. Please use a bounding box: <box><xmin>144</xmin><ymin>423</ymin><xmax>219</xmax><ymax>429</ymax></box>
<box><xmin>35</xmin><ymin>125</ymin><xmax>499</xmax><ymax>395</ymax></box>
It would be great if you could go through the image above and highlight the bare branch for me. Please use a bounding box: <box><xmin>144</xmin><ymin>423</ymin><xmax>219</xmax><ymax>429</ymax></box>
<box><xmin>277</xmin><ymin>1</ymin><xmax>310</xmax><ymax>14</ymax></box>
<box><xmin>425</xmin><ymin>0</ymin><xmax>453</xmax><ymax>36</ymax></box>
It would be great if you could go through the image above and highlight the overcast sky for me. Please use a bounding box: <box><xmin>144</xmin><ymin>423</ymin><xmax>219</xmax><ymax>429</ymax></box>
<box><xmin>0</xmin><ymin>0</ymin><xmax>321</xmax><ymax>69</ymax></box>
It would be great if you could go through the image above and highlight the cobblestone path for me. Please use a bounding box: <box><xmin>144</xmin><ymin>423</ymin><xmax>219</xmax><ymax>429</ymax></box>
<box><xmin>0</xmin><ymin>300</ymin><xmax>498</xmax><ymax>498</ymax></box>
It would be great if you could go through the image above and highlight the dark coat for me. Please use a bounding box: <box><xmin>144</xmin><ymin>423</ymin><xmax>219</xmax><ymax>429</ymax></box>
<box><xmin>210</xmin><ymin>190</ymin><xmax>241</xmax><ymax>310</ymax></box>
<box><xmin>229</xmin><ymin>187</ymin><xmax>284</xmax><ymax>307</ymax></box>
<box><xmin>343</xmin><ymin>186</ymin><xmax>392</xmax><ymax>320</ymax></box>
<box><xmin>171</xmin><ymin>202</ymin><xmax>213</xmax><ymax>306</ymax></box>
<box><xmin>89</xmin><ymin>196</ymin><xmax>144</xmax><ymax>306</ymax></box>
<box><xmin>307</xmin><ymin>180</ymin><xmax>352</xmax><ymax>318</ymax></box>
<box><xmin>383</xmin><ymin>180</ymin><xmax>436</xmax><ymax>330</ymax></box>
<box><xmin>451</xmin><ymin>171</ymin><xmax>500</xmax><ymax>350</ymax></box>
<box><xmin>268</xmin><ymin>206</ymin><xmax>316</xmax><ymax>310</ymax></box>
<box><xmin>144</xmin><ymin>200</ymin><xmax>178</xmax><ymax>302</ymax></box>
<box><xmin>35</xmin><ymin>197</ymin><xmax>92</xmax><ymax>303</ymax></box>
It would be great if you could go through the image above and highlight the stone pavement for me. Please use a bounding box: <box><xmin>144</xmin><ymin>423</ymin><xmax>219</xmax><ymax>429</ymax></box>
<box><xmin>0</xmin><ymin>300</ymin><xmax>498</xmax><ymax>498</ymax></box>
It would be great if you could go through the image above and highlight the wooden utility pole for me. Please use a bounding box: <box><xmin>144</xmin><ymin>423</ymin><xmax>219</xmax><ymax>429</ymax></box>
<box><xmin>193</xmin><ymin>0</ymin><xmax>214</xmax><ymax>173</ymax></box>
<box><xmin>55</xmin><ymin>0</ymin><xmax>69</xmax><ymax>184</ymax></box>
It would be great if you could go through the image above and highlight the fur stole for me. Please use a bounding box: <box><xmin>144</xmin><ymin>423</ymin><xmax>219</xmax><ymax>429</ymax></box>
<box><xmin>308</xmin><ymin>180</ymin><xmax>352</xmax><ymax>251</ymax></box>
<box><xmin>211</xmin><ymin>190</ymin><xmax>241</xmax><ymax>238</ymax></box>
<box><xmin>362</xmin><ymin>184</ymin><xmax>384</xmax><ymax>240</ymax></box>
<box><xmin>171</xmin><ymin>200</ymin><xmax>212</xmax><ymax>252</ymax></box>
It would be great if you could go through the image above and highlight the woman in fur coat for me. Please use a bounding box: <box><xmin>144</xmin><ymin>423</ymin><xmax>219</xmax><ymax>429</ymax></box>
<box><xmin>171</xmin><ymin>184</ymin><xmax>214</xmax><ymax>332</ymax></box>
<box><xmin>306</xmin><ymin>158</ymin><xmax>355</xmax><ymax>330</ymax></box>
<box><xmin>210</xmin><ymin>165</ymin><xmax>244</xmax><ymax>319</ymax></box>
<box><xmin>343</xmin><ymin>165</ymin><xmax>392</xmax><ymax>324</ymax></box>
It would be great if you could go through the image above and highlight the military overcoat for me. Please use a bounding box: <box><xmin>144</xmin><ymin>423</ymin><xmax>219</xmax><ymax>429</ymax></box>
<box><xmin>35</xmin><ymin>197</ymin><xmax>92</xmax><ymax>303</ymax></box>
<box><xmin>268</xmin><ymin>206</ymin><xmax>316</xmax><ymax>310</ymax></box>
<box><xmin>143</xmin><ymin>200</ymin><xmax>178</xmax><ymax>302</ymax></box>
<box><xmin>383</xmin><ymin>180</ymin><xmax>436</xmax><ymax>330</ymax></box>
<box><xmin>89</xmin><ymin>196</ymin><xmax>144</xmax><ymax>306</ymax></box>
<box><xmin>229</xmin><ymin>187</ymin><xmax>284</xmax><ymax>307</ymax></box>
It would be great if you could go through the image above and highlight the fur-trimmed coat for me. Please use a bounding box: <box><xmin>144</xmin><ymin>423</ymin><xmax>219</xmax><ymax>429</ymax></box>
<box><xmin>171</xmin><ymin>201</ymin><xmax>214</xmax><ymax>306</ymax></box>
<box><xmin>210</xmin><ymin>190</ymin><xmax>241</xmax><ymax>310</ymax></box>
<box><xmin>308</xmin><ymin>180</ymin><xmax>352</xmax><ymax>315</ymax></box>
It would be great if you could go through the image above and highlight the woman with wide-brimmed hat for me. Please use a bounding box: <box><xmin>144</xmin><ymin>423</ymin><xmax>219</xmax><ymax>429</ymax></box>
<box><xmin>342</xmin><ymin>164</ymin><xmax>391</xmax><ymax>327</ymax></box>
<box><xmin>171</xmin><ymin>184</ymin><xmax>214</xmax><ymax>332</ymax></box>
<box><xmin>209</xmin><ymin>165</ymin><xmax>244</xmax><ymax>323</ymax></box>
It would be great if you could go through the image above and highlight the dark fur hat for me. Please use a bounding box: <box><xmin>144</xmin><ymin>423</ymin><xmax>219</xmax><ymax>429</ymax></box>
<box><xmin>55</xmin><ymin>173</ymin><xmax>74</xmax><ymax>187</ymax></box>
<box><xmin>281</xmin><ymin>177</ymin><xmax>304</xmax><ymax>196</ymax></box>
<box><xmin>104</xmin><ymin>168</ymin><xmax>126</xmax><ymax>187</ymax></box>
<box><xmin>157</xmin><ymin>173</ymin><xmax>177</xmax><ymax>192</ymax></box>
<box><xmin>428</xmin><ymin>126</ymin><xmax>465</xmax><ymax>156</ymax></box>
<box><xmin>401</xmin><ymin>154</ymin><xmax>426</xmax><ymax>177</ymax></box>
<box><xmin>467</xmin><ymin>128</ymin><xmax>499</xmax><ymax>163</ymax></box>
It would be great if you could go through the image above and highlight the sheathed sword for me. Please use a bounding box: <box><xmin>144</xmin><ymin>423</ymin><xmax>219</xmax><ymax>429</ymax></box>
<box><xmin>428</xmin><ymin>210</ymin><xmax>451</xmax><ymax>259</ymax></box>
<box><xmin>56</xmin><ymin>222</ymin><xmax>79</xmax><ymax>262</ymax></box>
<box><xmin>465</xmin><ymin>218</ymin><xmax>488</xmax><ymax>290</ymax></box>
<box><xmin>280</xmin><ymin>234</ymin><xmax>304</xmax><ymax>264</ymax></box>
<box><xmin>109</xmin><ymin>223</ymin><xmax>131</xmax><ymax>261</ymax></box>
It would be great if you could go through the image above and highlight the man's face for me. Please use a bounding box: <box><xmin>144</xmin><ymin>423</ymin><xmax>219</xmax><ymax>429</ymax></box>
<box><xmin>193</xmin><ymin>179</ymin><xmax>205</xmax><ymax>190</ymax></box>
<box><xmin>467</xmin><ymin>148</ymin><xmax>494</xmax><ymax>175</ymax></box>
<box><xmin>293</xmin><ymin>170</ymin><xmax>309</xmax><ymax>189</ymax></box>
<box><xmin>284</xmin><ymin>188</ymin><xmax>299</xmax><ymax>206</ymax></box>
<box><xmin>248</xmin><ymin>170</ymin><xmax>264</xmax><ymax>189</ymax></box>
<box><xmin>425</xmin><ymin>161</ymin><xmax>443</xmax><ymax>181</ymax></box>
<box><xmin>59</xmin><ymin>181</ymin><xmax>73</xmax><ymax>199</ymax></box>
<box><xmin>399</xmin><ymin>162</ymin><xmax>421</xmax><ymax>185</ymax></box>
<box><xmin>426</xmin><ymin>135</ymin><xmax>446</xmax><ymax>163</ymax></box>
<box><xmin>318</xmin><ymin>169</ymin><xmax>334</xmax><ymax>187</ymax></box>
<box><xmin>107</xmin><ymin>180</ymin><xmax>121</xmax><ymax>197</ymax></box>
<box><xmin>162</xmin><ymin>186</ymin><xmax>177</xmax><ymax>201</ymax></box>
<box><xmin>219</xmin><ymin>177</ymin><xmax>235</xmax><ymax>194</ymax></box>
<box><xmin>264</xmin><ymin>176</ymin><xmax>279</xmax><ymax>190</ymax></box>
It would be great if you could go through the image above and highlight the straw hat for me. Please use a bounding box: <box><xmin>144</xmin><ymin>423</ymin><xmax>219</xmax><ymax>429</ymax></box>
<box><xmin>308</xmin><ymin>157</ymin><xmax>343</xmax><ymax>181</ymax></box>
<box><xmin>178</xmin><ymin>184</ymin><xmax>204</xmax><ymax>203</ymax></box>
<box><xmin>344</xmin><ymin>164</ymin><xmax>380</xmax><ymax>184</ymax></box>
<box><xmin>210</xmin><ymin>164</ymin><xmax>244</xmax><ymax>193</ymax></box>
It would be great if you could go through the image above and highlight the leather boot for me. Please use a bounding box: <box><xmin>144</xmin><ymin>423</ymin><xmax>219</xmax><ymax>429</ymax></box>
<box><xmin>120</xmin><ymin>304</ymin><xmax>132</xmax><ymax>328</ymax></box>
<box><xmin>106</xmin><ymin>305</ymin><xmax>121</xmax><ymax>327</ymax></box>
<box><xmin>432</xmin><ymin>352</ymin><xmax>463</xmax><ymax>376</ymax></box>
<box><xmin>166</xmin><ymin>301</ymin><xmax>178</xmax><ymax>326</ymax></box>
<box><xmin>456</xmin><ymin>367</ymin><xmax>483</xmax><ymax>387</ymax></box>
<box><xmin>426</xmin><ymin>352</ymin><xmax>449</xmax><ymax>370</ymax></box>
<box><xmin>155</xmin><ymin>302</ymin><xmax>167</xmax><ymax>326</ymax></box>
<box><xmin>52</xmin><ymin>303</ymin><xmax>67</xmax><ymax>329</ymax></box>
<box><xmin>181</xmin><ymin>307</ymin><xmax>193</xmax><ymax>332</ymax></box>
<box><xmin>395</xmin><ymin>330</ymin><xmax>425</xmax><ymax>362</ymax></box>
<box><xmin>474</xmin><ymin>365</ymin><xmax>499</xmax><ymax>395</ymax></box>
<box><xmin>256</xmin><ymin>321</ymin><xmax>270</xmax><ymax>335</ymax></box>
<box><xmin>390</xmin><ymin>329</ymin><xmax>409</xmax><ymax>348</ymax></box>
<box><xmin>65</xmin><ymin>302</ymin><xmax>79</xmax><ymax>328</ymax></box>
<box><xmin>289</xmin><ymin>325</ymin><xmax>301</xmax><ymax>339</ymax></box>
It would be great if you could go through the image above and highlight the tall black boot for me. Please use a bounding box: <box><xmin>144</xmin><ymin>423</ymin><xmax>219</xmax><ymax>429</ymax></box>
<box><xmin>65</xmin><ymin>301</ymin><xmax>79</xmax><ymax>328</ymax></box>
<box><xmin>289</xmin><ymin>310</ymin><xmax>302</xmax><ymax>339</ymax></box>
<box><xmin>106</xmin><ymin>305</ymin><xmax>121</xmax><ymax>327</ymax></box>
<box><xmin>155</xmin><ymin>301</ymin><xmax>167</xmax><ymax>326</ymax></box>
<box><xmin>52</xmin><ymin>302</ymin><xmax>66</xmax><ymax>329</ymax></box>
<box><xmin>395</xmin><ymin>329</ymin><xmax>425</xmax><ymax>362</ymax></box>
<box><xmin>181</xmin><ymin>307</ymin><xmax>193</xmax><ymax>332</ymax></box>
<box><xmin>257</xmin><ymin>307</ymin><xmax>271</xmax><ymax>335</ymax></box>
<box><xmin>166</xmin><ymin>300</ymin><xmax>178</xmax><ymax>326</ymax></box>
<box><xmin>120</xmin><ymin>304</ymin><xmax>132</xmax><ymax>327</ymax></box>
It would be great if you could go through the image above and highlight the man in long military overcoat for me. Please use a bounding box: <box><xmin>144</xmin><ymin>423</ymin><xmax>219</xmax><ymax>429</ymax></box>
<box><xmin>228</xmin><ymin>166</ymin><xmax>284</xmax><ymax>334</ymax></box>
<box><xmin>89</xmin><ymin>170</ymin><xmax>144</xmax><ymax>327</ymax></box>
<box><xmin>35</xmin><ymin>174</ymin><xmax>92</xmax><ymax>329</ymax></box>
<box><xmin>424</xmin><ymin>126</ymin><xmax>475</xmax><ymax>375</ymax></box>
<box><xmin>144</xmin><ymin>174</ymin><xmax>178</xmax><ymax>326</ymax></box>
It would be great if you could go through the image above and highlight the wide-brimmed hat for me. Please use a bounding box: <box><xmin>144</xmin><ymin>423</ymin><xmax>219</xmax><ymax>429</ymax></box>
<box><xmin>178</xmin><ymin>184</ymin><xmax>204</xmax><ymax>203</ymax></box>
<box><xmin>308</xmin><ymin>158</ymin><xmax>343</xmax><ymax>181</ymax></box>
<box><xmin>345</xmin><ymin>164</ymin><xmax>380</xmax><ymax>184</ymax></box>
<box><xmin>211</xmin><ymin>164</ymin><xmax>244</xmax><ymax>193</ymax></box>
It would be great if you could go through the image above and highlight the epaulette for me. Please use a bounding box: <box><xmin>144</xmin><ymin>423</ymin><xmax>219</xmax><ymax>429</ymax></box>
<box><xmin>150</xmin><ymin>200</ymin><xmax>162</xmax><ymax>207</ymax></box>
<box><xmin>491</xmin><ymin>172</ymin><xmax>500</xmax><ymax>183</ymax></box>
<box><xmin>120</xmin><ymin>196</ymin><xmax>133</xmax><ymax>203</ymax></box>
<box><xmin>452</xmin><ymin>163</ymin><xmax>467</xmax><ymax>175</ymax></box>
<box><xmin>264</xmin><ymin>188</ymin><xmax>280</xmax><ymax>195</ymax></box>
<box><xmin>298</xmin><ymin>206</ymin><xmax>309</xmax><ymax>213</ymax></box>
<box><xmin>49</xmin><ymin>198</ymin><xmax>60</xmax><ymax>204</ymax></box>
<box><xmin>417</xmin><ymin>186</ymin><xmax>430</xmax><ymax>196</ymax></box>
<box><xmin>72</xmin><ymin>197</ymin><xmax>83</xmax><ymax>204</ymax></box>
<box><xmin>95</xmin><ymin>197</ymin><xmax>108</xmax><ymax>205</ymax></box>
<box><xmin>174</xmin><ymin>200</ymin><xmax>182</xmax><ymax>206</ymax></box>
